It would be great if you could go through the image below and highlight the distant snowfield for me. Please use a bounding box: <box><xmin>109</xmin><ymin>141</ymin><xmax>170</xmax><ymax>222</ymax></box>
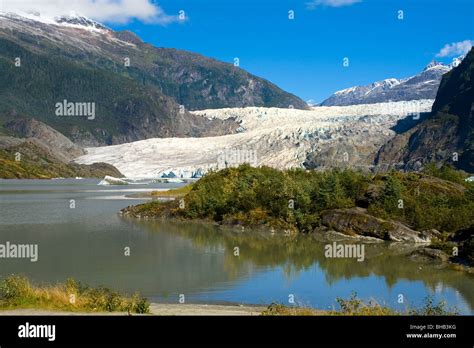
<box><xmin>75</xmin><ymin>100</ymin><xmax>434</xmax><ymax>178</ymax></box>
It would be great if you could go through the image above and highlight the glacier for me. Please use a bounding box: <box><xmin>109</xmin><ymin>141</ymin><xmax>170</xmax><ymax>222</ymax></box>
<box><xmin>75</xmin><ymin>100</ymin><xmax>434</xmax><ymax>178</ymax></box>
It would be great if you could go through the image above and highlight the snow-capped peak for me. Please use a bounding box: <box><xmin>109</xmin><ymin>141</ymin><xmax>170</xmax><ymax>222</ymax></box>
<box><xmin>449</xmin><ymin>54</ymin><xmax>466</xmax><ymax>69</ymax></box>
<box><xmin>334</xmin><ymin>78</ymin><xmax>400</xmax><ymax>96</ymax></box>
<box><xmin>54</xmin><ymin>13</ymin><xmax>108</xmax><ymax>32</ymax></box>
<box><xmin>0</xmin><ymin>10</ymin><xmax>108</xmax><ymax>33</ymax></box>
<box><xmin>320</xmin><ymin>54</ymin><xmax>467</xmax><ymax>107</ymax></box>
<box><xmin>334</xmin><ymin>86</ymin><xmax>359</xmax><ymax>95</ymax></box>
<box><xmin>423</xmin><ymin>55</ymin><xmax>465</xmax><ymax>71</ymax></box>
<box><xmin>371</xmin><ymin>78</ymin><xmax>402</xmax><ymax>88</ymax></box>
<box><xmin>423</xmin><ymin>60</ymin><xmax>447</xmax><ymax>71</ymax></box>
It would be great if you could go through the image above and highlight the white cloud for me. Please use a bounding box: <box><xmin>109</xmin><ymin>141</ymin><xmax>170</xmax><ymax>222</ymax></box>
<box><xmin>436</xmin><ymin>40</ymin><xmax>473</xmax><ymax>57</ymax></box>
<box><xmin>0</xmin><ymin>0</ymin><xmax>178</xmax><ymax>25</ymax></box>
<box><xmin>306</xmin><ymin>0</ymin><xmax>362</xmax><ymax>9</ymax></box>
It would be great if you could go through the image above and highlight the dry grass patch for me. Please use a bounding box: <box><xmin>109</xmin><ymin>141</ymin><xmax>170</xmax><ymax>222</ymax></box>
<box><xmin>0</xmin><ymin>275</ymin><xmax>149</xmax><ymax>314</ymax></box>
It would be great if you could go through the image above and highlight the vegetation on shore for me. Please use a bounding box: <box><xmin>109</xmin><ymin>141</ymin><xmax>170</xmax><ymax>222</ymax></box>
<box><xmin>151</xmin><ymin>184</ymin><xmax>194</xmax><ymax>198</ymax></box>
<box><xmin>0</xmin><ymin>276</ymin><xmax>458</xmax><ymax>316</ymax></box>
<box><xmin>125</xmin><ymin>164</ymin><xmax>473</xmax><ymax>233</ymax></box>
<box><xmin>262</xmin><ymin>293</ymin><xmax>459</xmax><ymax>316</ymax></box>
<box><xmin>122</xmin><ymin>165</ymin><xmax>473</xmax><ymax>265</ymax></box>
<box><xmin>0</xmin><ymin>141</ymin><xmax>122</xmax><ymax>179</ymax></box>
<box><xmin>0</xmin><ymin>275</ymin><xmax>149</xmax><ymax>314</ymax></box>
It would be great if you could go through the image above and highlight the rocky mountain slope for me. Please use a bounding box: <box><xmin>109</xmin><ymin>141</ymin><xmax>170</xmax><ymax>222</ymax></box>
<box><xmin>375</xmin><ymin>48</ymin><xmax>474</xmax><ymax>173</ymax></box>
<box><xmin>321</xmin><ymin>56</ymin><xmax>464</xmax><ymax>106</ymax></box>
<box><xmin>3</xmin><ymin>116</ymin><xmax>84</xmax><ymax>162</ymax></box>
<box><xmin>0</xmin><ymin>136</ymin><xmax>122</xmax><ymax>179</ymax></box>
<box><xmin>0</xmin><ymin>116</ymin><xmax>123</xmax><ymax>178</ymax></box>
<box><xmin>0</xmin><ymin>12</ymin><xmax>306</xmax><ymax>146</ymax></box>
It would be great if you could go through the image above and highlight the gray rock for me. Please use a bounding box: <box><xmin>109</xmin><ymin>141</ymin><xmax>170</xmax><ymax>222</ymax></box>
<box><xmin>320</xmin><ymin>207</ymin><xmax>431</xmax><ymax>243</ymax></box>
<box><xmin>4</xmin><ymin>118</ymin><xmax>84</xmax><ymax>162</ymax></box>
<box><xmin>0</xmin><ymin>136</ymin><xmax>25</xmax><ymax>149</ymax></box>
<box><xmin>409</xmin><ymin>247</ymin><xmax>450</xmax><ymax>263</ymax></box>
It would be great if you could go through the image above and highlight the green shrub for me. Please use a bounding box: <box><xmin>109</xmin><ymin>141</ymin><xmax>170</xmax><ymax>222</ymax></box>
<box><xmin>262</xmin><ymin>293</ymin><xmax>458</xmax><ymax>316</ymax></box>
<box><xmin>126</xmin><ymin>165</ymin><xmax>474</xmax><ymax>240</ymax></box>
<box><xmin>0</xmin><ymin>276</ymin><xmax>31</xmax><ymax>302</ymax></box>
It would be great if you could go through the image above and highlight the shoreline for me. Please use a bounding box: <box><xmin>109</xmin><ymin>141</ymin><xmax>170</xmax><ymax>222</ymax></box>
<box><xmin>0</xmin><ymin>303</ymin><xmax>267</xmax><ymax>316</ymax></box>
<box><xmin>120</xmin><ymin>213</ymin><xmax>474</xmax><ymax>273</ymax></box>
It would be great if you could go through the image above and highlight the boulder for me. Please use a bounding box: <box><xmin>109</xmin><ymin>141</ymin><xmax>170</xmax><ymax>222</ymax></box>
<box><xmin>320</xmin><ymin>207</ymin><xmax>430</xmax><ymax>243</ymax></box>
<box><xmin>409</xmin><ymin>247</ymin><xmax>450</xmax><ymax>263</ymax></box>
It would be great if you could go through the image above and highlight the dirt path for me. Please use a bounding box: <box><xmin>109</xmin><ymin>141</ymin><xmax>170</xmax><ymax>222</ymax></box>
<box><xmin>0</xmin><ymin>304</ymin><xmax>265</xmax><ymax>316</ymax></box>
<box><xmin>149</xmin><ymin>303</ymin><xmax>264</xmax><ymax>316</ymax></box>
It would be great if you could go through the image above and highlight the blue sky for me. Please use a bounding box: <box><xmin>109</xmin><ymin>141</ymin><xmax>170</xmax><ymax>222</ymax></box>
<box><xmin>105</xmin><ymin>0</ymin><xmax>474</xmax><ymax>103</ymax></box>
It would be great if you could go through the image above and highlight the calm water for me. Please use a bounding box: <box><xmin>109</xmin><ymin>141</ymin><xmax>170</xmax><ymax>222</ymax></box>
<box><xmin>0</xmin><ymin>179</ymin><xmax>473</xmax><ymax>314</ymax></box>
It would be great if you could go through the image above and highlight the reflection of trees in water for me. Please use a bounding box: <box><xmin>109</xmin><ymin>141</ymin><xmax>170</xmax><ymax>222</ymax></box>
<box><xmin>136</xmin><ymin>219</ymin><xmax>474</xmax><ymax>309</ymax></box>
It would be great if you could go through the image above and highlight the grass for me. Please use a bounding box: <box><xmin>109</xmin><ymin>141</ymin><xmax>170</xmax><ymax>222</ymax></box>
<box><xmin>0</xmin><ymin>275</ymin><xmax>150</xmax><ymax>314</ymax></box>
<box><xmin>151</xmin><ymin>184</ymin><xmax>194</xmax><ymax>198</ymax></box>
<box><xmin>0</xmin><ymin>276</ymin><xmax>459</xmax><ymax>316</ymax></box>
<box><xmin>261</xmin><ymin>293</ymin><xmax>459</xmax><ymax>316</ymax></box>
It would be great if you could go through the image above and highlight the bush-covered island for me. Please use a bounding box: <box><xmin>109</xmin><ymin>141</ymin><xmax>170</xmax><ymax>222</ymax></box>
<box><xmin>121</xmin><ymin>164</ymin><xmax>474</xmax><ymax>267</ymax></box>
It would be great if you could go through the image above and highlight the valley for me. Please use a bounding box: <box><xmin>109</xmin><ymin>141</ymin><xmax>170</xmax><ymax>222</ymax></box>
<box><xmin>0</xmin><ymin>4</ymin><xmax>472</xmax><ymax>321</ymax></box>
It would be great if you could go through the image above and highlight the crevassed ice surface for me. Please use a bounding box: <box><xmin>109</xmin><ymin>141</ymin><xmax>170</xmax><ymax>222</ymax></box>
<box><xmin>75</xmin><ymin>100</ymin><xmax>434</xmax><ymax>178</ymax></box>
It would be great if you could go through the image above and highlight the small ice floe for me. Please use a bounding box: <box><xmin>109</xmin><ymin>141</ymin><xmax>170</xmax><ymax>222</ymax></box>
<box><xmin>162</xmin><ymin>178</ymin><xmax>185</xmax><ymax>183</ymax></box>
<box><xmin>98</xmin><ymin>176</ymin><xmax>129</xmax><ymax>186</ymax></box>
<box><xmin>125</xmin><ymin>178</ymin><xmax>152</xmax><ymax>185</ymax></box>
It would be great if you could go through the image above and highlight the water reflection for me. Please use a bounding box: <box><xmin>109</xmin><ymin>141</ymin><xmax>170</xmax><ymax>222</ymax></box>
<box><xmin>134</xmin><ymin>219</ymin><xmax>474</xmax><ymax>312</ymax></box>
<box><xmin>1</xmin><ymin>179</ymin><xmax>473</xmax><ymax>313</ymax></box>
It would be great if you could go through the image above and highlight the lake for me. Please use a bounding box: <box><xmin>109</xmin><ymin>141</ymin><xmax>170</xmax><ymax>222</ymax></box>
<box><xmin>0</xmin><ymin>179</ymin><xmax>473</xmax><ymax>314</ymax></box>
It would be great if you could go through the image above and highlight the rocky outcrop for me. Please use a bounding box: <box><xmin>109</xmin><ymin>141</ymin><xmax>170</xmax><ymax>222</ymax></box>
<box><xmin>0</xmin><ymin>139</ymin><xmax>123</xmax><ymax>179</ymax></box>
<box><xmin>0</xmin><ymin>136</ymin><xmax>24</xmax><ymax>149</ymax></box>
<box><xmin>0</xmin><ymin>131</ymin><xmax>123</xmax><ymax>179</ymax></box>
<box><xmin>4</xmin><ymin>118</ymin><xmax>84</xmax><ymax>162</ymax></box>
<box><xmin>449</xmin><ymin>226</ymin><xmax>474</xmax><ymax>266</ymax></box>
<box><xmin>409</xmin><ymin>248</ymin><xmax>451</xmax><ymax>263</ymax></box>
<box><xmin>375</xmin><ymin>48</ymin><xmax>474</xmax><ymax>172</ymax></box>
<box><xmin>320</xmin><ymin>207</ymin><xmax>433</xmax><ymax>243</ymax></box>
<box><xmin>303</xmin><ymin>138</ymin><xmax>383</xmax><ymax>171</ymax></box>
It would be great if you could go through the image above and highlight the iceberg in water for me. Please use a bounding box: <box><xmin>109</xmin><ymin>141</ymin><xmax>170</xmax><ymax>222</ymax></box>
<box><xmin>162</xmin><ymin>178</ymin><xmax>185</xmax><ymax>183</ymax></box>
<box><xmin>98</xmin><ymin>176</ymin><xmax>129</xmax><ymax>186</ymax></box>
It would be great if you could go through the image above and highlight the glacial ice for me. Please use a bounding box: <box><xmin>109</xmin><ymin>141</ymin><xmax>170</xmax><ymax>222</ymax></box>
<box><xmin>76</xmin><ymin>100</ymin><xmax>434</xmax><ymax>178</ymax></box>
<box><xmin>98</xmin><ymin>176</ymin><xmax>129</xmax><ymax>186</ymax></box>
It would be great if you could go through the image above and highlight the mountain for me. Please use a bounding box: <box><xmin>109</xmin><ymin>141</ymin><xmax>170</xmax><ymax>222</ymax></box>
<box><xmin>321</xmin><ymin>57</ymin><xmax>464</xmax><ymax>106</ymax></box>
<box><xmin>0</xmin><ymin>12</ymin><xmax>307</xmax><ymax>146</ymax></box>
<box><xmin>0</xmin><ymin>116</ymin><xmax>123</xmax><ymax>178</ymax></box>
<box><xmin>4</xmin><ymin>116</ymin><xmax>84</xmax><ymax>162</ymax></box>
<box><xmin>375</xmin><ymin>48</ymin><xmax>474</xmax><ymax>173</ymax></box>
<box><xmin>0</xmin><ymin>136</ymin><xmax>123</xmax><ymax>179</ymax></box>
